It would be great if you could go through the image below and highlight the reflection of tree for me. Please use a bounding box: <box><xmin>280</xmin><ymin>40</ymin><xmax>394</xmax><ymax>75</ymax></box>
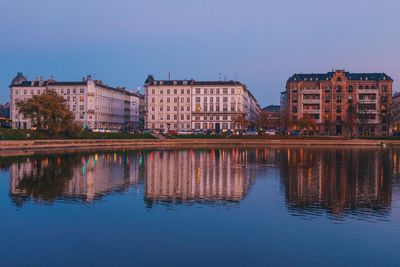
<box><xmin>10</xmin><ymin>154</ymin><xmax>82</xmax><ymax>206</ymax></box>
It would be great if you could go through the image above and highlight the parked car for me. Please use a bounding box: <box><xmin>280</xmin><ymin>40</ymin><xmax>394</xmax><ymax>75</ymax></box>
<box><xmin>245</xmin><ymin>130</ymin><xmax>258</xmax><ymax>136</ymax></box>
<box><xmin>177</xmin><ymin>130</ymin><xmax>192</xmax><ymax>135</ymax></box>
<box><xmin>167</xmin><ymin>130</ymin><xmax>177</xmax><ymax>135</ymax></box>
<box><xmin>291</xmin><ymin>130</ymin><xmax>302</xmax><ymax>136</ymax></box>
<box><xmin>192</xmin><ymin>130</ymin><xmax>205</xmax><ymax>135</ymax></box>
<box><xmin>222</xmin><ymin>129</ymin><xmax>233</xmax><ymax>135</ymax></box>
<box><xmin>265</xmin><ymin>129</ymin><xmax>276</xmax><ymax>136</ymax></box>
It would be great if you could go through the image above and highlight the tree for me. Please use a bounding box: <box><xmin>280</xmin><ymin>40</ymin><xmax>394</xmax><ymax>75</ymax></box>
<box><xmin>255</xmin><ymin>111</ymin><xmax>279</xmax><ymax>130</ymax></box>
<box><xmin>297</xmin><ymin>116</ymin><xmax>316</xmax><ymax>131</ymax></box>
<box><xmin>381</xmin><ymin>101</ymin><xmax>400</xmax><ymax>134</ymax></box>
<box><xmin>345</xmin><ymin>101</ymin><xmax>358</xmax><ymax>137</ymax></box>
<box><xmin>233</xmin><ymin>114</ymin><xmax>249</xmax><ymax>130</ymax></box>
<box><xmin>17</xmin><ymin>90</ymin><xmax>82</xmax><ymax>136</ymax></box>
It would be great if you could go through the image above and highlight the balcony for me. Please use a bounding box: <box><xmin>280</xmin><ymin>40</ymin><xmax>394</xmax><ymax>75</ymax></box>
<box><xmin>358</xmin><ymin>98</ymin><xmax>377</xmax><ymax>104</ymax></box>
<box><xmin>302</xmin><ymin>109</ymin><xmax>320</xmax><ymax>114</ymax></box>
<box><xmin>302</xmin><ymin>98</ymin><xmax>320</xmax><ymax>104</ymax></box>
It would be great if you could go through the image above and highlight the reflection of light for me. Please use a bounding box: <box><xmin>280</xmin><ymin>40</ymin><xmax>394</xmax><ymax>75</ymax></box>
<box><xmin>114</xmin><ymin>153</ymin><xmax>117</xmax><ymax>162</ymax></box>
<box><xmin>95</xmin><ymin>154</ymin><xmax>98</xmax><ymax>161</ymax></box>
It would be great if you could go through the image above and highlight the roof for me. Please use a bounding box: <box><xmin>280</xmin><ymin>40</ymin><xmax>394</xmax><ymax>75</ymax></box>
<box><xmin>262</xmin><ymin>105</ymin><xmax>280</xmax><ymax>111</ymax></box>
<box><xmin>146</xmin><ymin>79</ymin><xmax>244</xmax><ymax>86</ymax></box>
<box><xmin>10</xmin><ymin>79</ymin><xmax>139</xmax><ymax>96</ymax></box>
<box><xmin>287</xmin><ymin>71</ymin><xmax>393</xmax><ymax>82</ymax></box>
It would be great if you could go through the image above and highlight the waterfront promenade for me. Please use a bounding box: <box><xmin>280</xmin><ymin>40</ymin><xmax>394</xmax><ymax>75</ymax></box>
<box><xmin>1</xmin><ymin>138</ymin><xmax>399</xmax><ymax>156</ymax></box>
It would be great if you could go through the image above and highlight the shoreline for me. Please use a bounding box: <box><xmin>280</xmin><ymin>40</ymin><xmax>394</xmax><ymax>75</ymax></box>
<box><xmin>0</xmin><ymin>138</ymin><xmax>398</xmax><ymax>157</ymax></box>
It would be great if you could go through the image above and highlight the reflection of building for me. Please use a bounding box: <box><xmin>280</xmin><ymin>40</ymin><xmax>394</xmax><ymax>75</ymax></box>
<box><xmin>279</xmin><ymin>148</ymin><xmax>395</xmax><ymax>216</ymax></box>
<box><xmin>9</xmin><ymin>152</ymin><xmax>142</xmax><ymax>205</ymax></box>
<box><xmin>283</xmin><ymin>70</ymin><xmax>393</xmax><ymax>136</ymax></box>
<box><xmin>144</xmin><ymin>149</ymin><xmax>257</xmax><ymax>204</ymax></box>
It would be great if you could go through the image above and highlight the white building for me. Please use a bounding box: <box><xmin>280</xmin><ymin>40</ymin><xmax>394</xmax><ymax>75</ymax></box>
<box><xmin>9</xmin><ymin>72</ymin><xmax>141</xmax><ymax>131</ymax></box>
<box><xmin>144</xmin><ymin>75</ymin><xmax>260</xmax><ymax>132</ymax></box>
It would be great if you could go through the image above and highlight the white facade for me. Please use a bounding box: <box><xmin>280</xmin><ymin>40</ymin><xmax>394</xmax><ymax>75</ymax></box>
<box><xmin>9</xmin><ymin>73</ymin><xmax>141</xmax><ymax>131</ymax></box>
<box><xmin>144</xmin><ymin>75</ymin><xmax>260</xmax><ymax>131</ymax></box>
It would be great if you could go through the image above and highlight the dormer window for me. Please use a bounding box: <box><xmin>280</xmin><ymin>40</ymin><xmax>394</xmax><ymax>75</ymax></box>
<box><xmin>337</xmin><ymin>77</ymin><xmax>342</xmax><ymax>82</ymax></box>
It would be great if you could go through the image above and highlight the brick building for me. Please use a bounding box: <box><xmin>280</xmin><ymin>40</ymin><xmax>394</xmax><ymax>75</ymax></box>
<box><xmin>283</xmin><ymin>70</ymin><xmax>393</xmax><ymax>136</ymax></box>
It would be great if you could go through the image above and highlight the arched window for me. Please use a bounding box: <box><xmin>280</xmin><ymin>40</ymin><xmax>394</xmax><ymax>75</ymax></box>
<box><xmin>359</xmin><ymin>85</ymin><xmax>363</xmax><ymax>89</ymax></box>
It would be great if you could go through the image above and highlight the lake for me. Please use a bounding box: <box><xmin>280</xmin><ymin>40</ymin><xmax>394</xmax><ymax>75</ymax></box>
<box><xmin>0</xmin><ymin>147</ymin><xmax>399</xmax><ymax>266</ymax></box>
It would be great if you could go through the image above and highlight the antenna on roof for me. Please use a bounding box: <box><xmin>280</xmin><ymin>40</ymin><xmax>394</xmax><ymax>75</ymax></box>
<box><xmin>218</xmin><ymin>73</ymin><xmax>222</xmax><ymax>81</ymax></box>
<box><xmin>224</xmin><ymin>75</ymin><xmax>227</xmax><ymax>81</ymax></box>
<box><xmin>168</xmin><ymin>72</ymin><xmax>171</xmax><ymax>81</ymax></box>
<box><xmin>234</xmin><ymin>73</ymin><xmax>238</xmax><ymax>81</ymax></box>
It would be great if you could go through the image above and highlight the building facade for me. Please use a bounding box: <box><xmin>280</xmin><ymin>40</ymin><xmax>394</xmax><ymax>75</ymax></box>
<box><xmin>9</xmin><ymin>72</ymin><xmax>141</xmax><ymax>131</ymax></box>
<box><xmin>260</xmin><ymin>104</ymin><xmax>280</xmax><ymax>129</ymax></box>
<box><xmin>283</xmin><ymin>70</ymin><xmax>393</xmax><ymax>136</ymax></box>
<box><xmin>144</xmin><ymin>75</ymin><xmax>260</xmax><ymax>132</ymax></box>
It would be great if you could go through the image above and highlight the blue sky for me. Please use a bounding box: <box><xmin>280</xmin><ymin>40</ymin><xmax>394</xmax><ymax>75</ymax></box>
<box><xmin>0</xmin><ymin>0</ymin><xmax>399</xmax><ymax>105</ymax></box>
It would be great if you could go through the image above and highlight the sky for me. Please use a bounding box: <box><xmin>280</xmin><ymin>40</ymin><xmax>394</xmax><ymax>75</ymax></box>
<box><xmin>0</xmin><ymin>0</ymin><xmax>399</xmax><ymax>106</ymax></box>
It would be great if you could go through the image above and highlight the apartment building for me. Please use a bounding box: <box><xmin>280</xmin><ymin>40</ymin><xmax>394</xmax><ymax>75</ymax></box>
<box><xmin>9</xmin><ymin>72</ymin><xmax>141</xmax><ymax>131</ymax></box>
<box><xmin>144</xmin><ymin>75</ymin><xmax>260</xmax><ymax>132</ymax></box>
<box><xmin>283</xmin><ymin>70</ymin><xmax>393</xmax><ymax>136</ymax></box>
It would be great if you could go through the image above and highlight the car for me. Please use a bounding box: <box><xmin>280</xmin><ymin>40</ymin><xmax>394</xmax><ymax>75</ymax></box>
<box><xmin>192</xmin><ymin>130</ymin><xmax>205</xmax><ymax>135</ymax></box>
<box><xmin>245</xmin><ymin>130</ymin><xmax>258</xmax><ymax>136</ymax></box>
<box><xmin>177</xmin><ymin>130</ymin><xmax>192</xmax><ymax>135</ymax></box>
<box><xmin>291</xmin><ymin>130</ymin><xmax>301</xmax><ymax>136</ymax></box>
<box><xmin>222</xmin><ymin>129</ymin><xmax>233</xmax><ymax>135</ymax></box>
<box><xmin>265</xmin><ymin>129</ymin><xmax>276</xmax><ymax>136</ymax></box>
<box><xmin>167</xmin><ymin>130</ymin><xmax>178</xmax><ymax>135</ymax></box>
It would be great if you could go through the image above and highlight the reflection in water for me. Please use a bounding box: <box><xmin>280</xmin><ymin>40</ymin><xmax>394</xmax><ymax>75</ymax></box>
<box><xmin>278</xmin><ymin>148</ymin><xmax>398</xmax><ymax>219</ymax></box>
<box><xmin>2</xmin><ymin>148</ymin><xmax>400</xmax><ymax>219</ymax></box>
<box><xmin>8</xmin><ymin>152</ymin><xmax>142</xmax><ymax>206</ymax></box>
<box><xmin>144</xmin><ymin>149</ymin><xmax>257</xmax><ymax>206</ymax></box>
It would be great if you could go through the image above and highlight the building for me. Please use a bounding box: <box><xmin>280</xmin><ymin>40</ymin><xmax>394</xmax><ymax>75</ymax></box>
<box><xmin>144</xmin><ymin>75</ymin><xmax>260</xmax><ymax>132</ymax></box>
<box><xmin>9</xmin><ymin>72</ymin><xmax>141</xmax><ymax>131</ymax></box>
<box><xmin>283</xmin><ymin>70</ymin><xmax>393</xmax><ymax>136</ymax></box>
<box><xmin>260</xmin><ymin>104</ymin><xmax>280</xmax><ymax>129</ymax></box>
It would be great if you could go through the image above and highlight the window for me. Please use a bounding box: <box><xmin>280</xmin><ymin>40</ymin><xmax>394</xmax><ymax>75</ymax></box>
<box><xmin>231</xmin><ymin>88</ymin><xmax>235</xmax><ymax>94</ymax></box>
<box><xmin>152</xmin><ymin>89</ymin><xmax>155</xmax><ymax>94</ymax></box>
<box><xmin>73</xmin><ymin>89</ymin><xmax>76</xmax><ymax>94</ymax></box>
<box><xmin>167</xmin><ymin>89</ymin><xmax>170</xmax><ymax>94</ymax></box>
<box><xmin>223</xmin><ymin>88</ymin><xmax>228</xmax><ymax>94</ymax></box>
<box><xmin>196</xmin><ymin>97</ymin><xmax>200</xmax><ymax>102</ymax></box>
<box><xmin>80</xmin><ymin>88</ymin><xmax>85</xmax><ymax>94</ymax></box>
<box><xmin>174</xmin><ymin>89</ymin><xmax>177</xmax><ymax>94</ymax></box>
<box><xmin>196</xmin><ymin>88</ymin><xmax>201</xmax><ymax>94</ymax></box>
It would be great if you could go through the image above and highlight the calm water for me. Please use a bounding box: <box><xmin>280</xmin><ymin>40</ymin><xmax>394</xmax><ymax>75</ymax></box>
<box><xmin>0</xmin><ymin>147</ymin><xmax>399</xmax><ymax>267</ymax></box>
